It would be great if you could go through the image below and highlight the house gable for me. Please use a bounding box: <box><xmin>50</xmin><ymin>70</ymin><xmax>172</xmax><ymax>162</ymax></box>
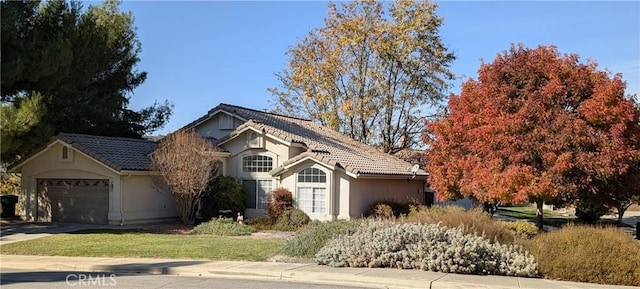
<box><xmin>191</xmin><ymin>110</ymin><xmax>246</xmax><ymax>140</ymax></box>
<box><xmin>220</xmin><ymin>128</ymin><xmax>290</xmax><ymax>178</ymax></box>
<box><xmin>17</xmin><ymin>141</ymin><xmax>118</xmax><ymax>179</ymax></box>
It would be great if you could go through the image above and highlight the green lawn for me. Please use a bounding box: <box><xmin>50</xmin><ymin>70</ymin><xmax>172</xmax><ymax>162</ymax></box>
<box><xmin>496</xmin><ymin>206</ymin><xmax>573</xmax><ymax>227</ymax></box>
<box><xmin>0</xmin><ymin>229</ymin><xmax>283</xmax><ymax>261</ymax></box>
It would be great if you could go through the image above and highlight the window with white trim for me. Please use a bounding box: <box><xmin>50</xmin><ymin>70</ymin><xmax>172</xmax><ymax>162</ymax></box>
<box><xmin>243</xmin><ymin>179</ymin><xmax>272</xmax><ymax>210</ymax></box>
<box><xmin>219</xmin><ymin>114</ymin><xmax>233</xmax><ymax>130</ymax></box>
<box><xmin>247</xmin><ymin>132</ymin><xmax>260</xmax><ymax>148</ymax></box>
<box><xmin>297</xmin><ymin>167</ymin><xmax>327</xmax><ymax>213</ymax></box>
<box><xmin>242</xmin><ymin>155</ymin><xmax>273</xmax><ymax>172</ymax></box>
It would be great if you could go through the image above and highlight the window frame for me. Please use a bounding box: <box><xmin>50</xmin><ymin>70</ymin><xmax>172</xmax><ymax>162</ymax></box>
<box><xmin>59</xmin><ymin>146</ymin><xmax>73</xmax><ymax>162</ymax></box>
<box><xmin>241</xmin><ymin>155</ymin><xmax>273</xmax><ymax>173</ymax></box>
<box><xmin>295</xmin><ymin>166</ymin><xmax>329</xmax><ymax>215</ymax></box>
<box><xmin>242</xmin><ymin>179</ymin><xmax>272</xmax><ymax>210</ymax></box>
<box><xmin>219</xmin><ymin>113</ymin><xmax>234</xmax><ymax>130</ymax></box>
<box><xmin>247</xmin><ymin>131</ymin><xmax>261</xmax><ymax>148</ymax></box>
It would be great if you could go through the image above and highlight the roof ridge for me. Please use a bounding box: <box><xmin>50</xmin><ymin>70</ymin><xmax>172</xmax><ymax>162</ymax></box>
<box><xmin>217</xmin><ymin>103</ymin><xmax>313</xmax><ymax>122</ymax></box>
<box><xmin>58</xmin><ymin>133</ymin><xmax>157</xmax><ymax>143</ymax></box>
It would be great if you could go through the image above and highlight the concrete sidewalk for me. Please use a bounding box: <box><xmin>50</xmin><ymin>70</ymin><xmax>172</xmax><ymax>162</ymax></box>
<box><xmin>0</xmin><ymin>255</ymin><xmax>636</xmax><ymax>289</ymax></box>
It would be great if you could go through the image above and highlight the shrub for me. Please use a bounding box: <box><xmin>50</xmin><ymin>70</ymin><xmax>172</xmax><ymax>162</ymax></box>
<box><xmin>275</xmin><ymin>209</ymin><xmax>311</xmax><ymax>231</ymax></box>
<box><xmin>200</xmin><ymin>176</ymin><xmax>246</xmax><ymax>221</ymax></box>
<box><xmin>500</xmin><ymin>220</ymin><xmax>538</xmax><ymax>239</ymax></box>
<box><xmin>371</xmin><ymin>204</ymin><xmax>394</xmax><ymax>219</ymax></box>
<box><xmin>403</xmin><ymin>205</ymin><xmax>515</xmax><ymax>244</ymax></box>
<box><xmin>245</xmin><ymin>215</ymin><xmax>276</xmax><ymax>231</ymax></box>
<box><xmin>267</xmin><ymin>188</ymin><xmax>294</xmax><ymax>220</ymax></box>
<box><xmin>192</xmin><ymin>218</ymin><xmax>256</xmax><ymax>236</ymax></box>
<box><xmin>365</xmin><ymin>199</ymin><xmax>418</xmax><ymax>218</ymax></box>
<box><xmin>283</xmin><ymin>220</ymin><xmax>362</xmax><ymax>258</ymax></box>
<box><xmin>575</xmin><ymin>204</ymin><xmax>608</xmax><ymax>224</ymax></box>
<box><xmin>523</xmin><ymin>225</ymin><xmax>640</xmax><ymax>286</ymax></box>
<box><xmin>315</xmin><ymin>221</ymin><xmax>538</xmax><ymax>277</ymax></box>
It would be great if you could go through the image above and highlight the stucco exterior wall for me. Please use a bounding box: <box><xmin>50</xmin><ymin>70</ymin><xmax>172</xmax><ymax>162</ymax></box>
<box><xmin>336</xmin><ymin>171</ymin><xmax>351</xmax><ymax>219</ymax></box>
<box><xmin>119</xmin><ymin>175</ymin><xmax>178</xmax><ymax>224</ymax></box>
<box><xmin>349</xmin><ymin>178</ymin><xmax>425</xmax><ymax>219</ymax></box>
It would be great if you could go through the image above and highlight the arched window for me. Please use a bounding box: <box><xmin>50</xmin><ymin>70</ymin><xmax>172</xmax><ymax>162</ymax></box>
<box><xmin>242</xmin><ymin>155</ymin><xmax>273</xmax><ymax>172</ymax></box>
<box><xmin>297</xmin><ymin>167</ymin><xmax>327</xmax><ymax>214</ymax></box>
<box><xmin>247</xmin><ymin>131</ymin><xmax>261</xmax><ymax>148</ymax></box>
<box><xmin>297</xmin><ymin>168</ymin><xmax>326</xmax><ymax>183</ymax></box>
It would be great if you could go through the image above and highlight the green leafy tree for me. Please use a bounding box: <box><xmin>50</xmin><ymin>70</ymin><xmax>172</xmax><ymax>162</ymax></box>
<box><xmin>1</xmin><ymin>0</ymin><xmax>172</xmax><ymax>164</ymax></box>
<box><xmin>0</xmin><ymin>93</ymin><xmax>50</xmax><ymax>164</ymax></box>
<box><xmin>270</xmin><ymin>0</ymin><xmax>455</xmax><ymax>153</ymax></box>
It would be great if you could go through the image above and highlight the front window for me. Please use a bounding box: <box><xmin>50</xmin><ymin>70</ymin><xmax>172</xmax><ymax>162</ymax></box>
<box><xmin>243</xmin><ymin>179</ymin><xmax>272</xmax><ymax>210</ymax></box>
<box><xmin>297</xmin><ymin>187</ymin><xmax>326</xmax><ymax>213</ymax></box>
<box><xmin>242</xmin><ymin>155</ymin><xmax>273</xmax><ymax>172</ymax></box>
<box><xmin>296</xmin><ymin>167</ymin><xmax>327</xmax><ymax>214</ymax></box>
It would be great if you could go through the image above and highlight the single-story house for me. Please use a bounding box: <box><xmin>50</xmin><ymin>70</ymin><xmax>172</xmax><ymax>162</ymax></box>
<box><xmin>10</xmin><ymin>103</ymin><xmax>429</xmax><ymax>224</ymax></box>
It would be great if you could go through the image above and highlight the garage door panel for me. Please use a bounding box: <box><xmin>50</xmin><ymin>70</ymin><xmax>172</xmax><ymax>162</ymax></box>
<box><xmin>37</xmin><ymin>179</ymin><xmax>109</xmax><ymax>224</ymax></box>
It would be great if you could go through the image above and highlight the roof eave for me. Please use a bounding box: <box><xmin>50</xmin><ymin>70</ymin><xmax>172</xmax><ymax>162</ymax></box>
<box><xmin>7</xmin><ymin>139</ymin><xmax>66</xmax><ymax>173</ymax></box>
<box><xmin>272</xmin><ymin>155</ymin><xmax>337</xmax><ymax>177</ymax></box>
<box><xmin>355</xmin><ymin>173</ymin><xmax>428</xmax><ymax>180</ymax></box>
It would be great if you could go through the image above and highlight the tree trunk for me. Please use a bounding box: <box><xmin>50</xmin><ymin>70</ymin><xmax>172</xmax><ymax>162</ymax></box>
<box><xmin>617</xmin><ymin>203</ymin><xmax>631</xmax><ymax>224</ymax></box>
<box><xmin>174</xmin><ymin>192</ymin><xmax>197</xmax><ymax>225</ymax></box>
<box><xmin>535</xmin><ymin>200</ymin><xmax>544</xmax><ymax>232</ymax></box>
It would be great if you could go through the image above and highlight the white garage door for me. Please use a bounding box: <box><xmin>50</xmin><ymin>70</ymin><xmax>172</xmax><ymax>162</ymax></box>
<box><xmin>37</xmin><ymin>179</ymin><xmax>109</xmax><ymax>224</ymax></box>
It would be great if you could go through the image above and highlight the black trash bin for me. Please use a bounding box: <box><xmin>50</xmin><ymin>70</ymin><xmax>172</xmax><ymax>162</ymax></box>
<box><xmin>1</xmin><ymin>195</ymin><xmax>19</xmax><ymax>218</ymax></box>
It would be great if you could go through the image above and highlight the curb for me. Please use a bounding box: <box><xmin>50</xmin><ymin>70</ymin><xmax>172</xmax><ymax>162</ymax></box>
<box><xmin>2</xmin><ymin>256</ymin><xmax>638</xmax><ymax>289</ymax></box>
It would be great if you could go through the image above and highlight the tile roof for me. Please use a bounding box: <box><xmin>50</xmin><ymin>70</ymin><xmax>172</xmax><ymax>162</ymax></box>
<box><xmin>192</xmin><ymin>103</ymin><xmax>427</xmax><ymax>177</ymax></box>
<box><xmin>57</xmin><ymin>133</ymin><xmax>157</xmax><ymax>171</ymax></box>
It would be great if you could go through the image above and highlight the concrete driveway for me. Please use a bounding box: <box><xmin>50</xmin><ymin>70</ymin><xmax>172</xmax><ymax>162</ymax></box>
<box><xmin>0</xmin><ymin>219</ymin><xmax>97</xmax><ymax>245</ymax></box>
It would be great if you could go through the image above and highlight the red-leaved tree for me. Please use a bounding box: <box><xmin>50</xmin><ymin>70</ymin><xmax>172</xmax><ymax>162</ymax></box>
<box><xmin>424</xmin><ymin>44</ymin><xmax>640</xmax><ymax>230</ymax></box>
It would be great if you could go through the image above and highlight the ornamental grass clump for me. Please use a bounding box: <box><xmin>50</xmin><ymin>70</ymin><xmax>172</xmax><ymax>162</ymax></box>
<box><xmin>403</xmin><ymin>205</ymin><xmax>515</xmax><ymax>244</ymax></box>
<box><xmin>315</xmin><ymin>221</ymin><xmax>537</xmax><ymax>277</ymax></box>
<box><xmin>282</xmin><ymin>219</ymin><xmax>362</xmax><ymax>258</ymax></box>
<box><xmin>523</xmin><ymin>225</ymin><xmax>640</xmax><ymax>286</ymax></box>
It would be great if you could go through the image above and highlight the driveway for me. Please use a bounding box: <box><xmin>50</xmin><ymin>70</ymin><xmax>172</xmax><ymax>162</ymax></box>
<box><xmin>0</xmin><ymin>219</ymin><xmax>97</xmax><ymax>245</ymax></box>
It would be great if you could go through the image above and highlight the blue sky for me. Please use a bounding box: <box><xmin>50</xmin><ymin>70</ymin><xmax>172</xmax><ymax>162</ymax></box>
<box><xmin>118</xmin><ymin>1</ymin><xmax>640</xmax><ymax>135</ymax></box>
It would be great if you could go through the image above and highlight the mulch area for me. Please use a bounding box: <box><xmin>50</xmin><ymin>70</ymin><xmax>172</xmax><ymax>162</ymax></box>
<box><xmin>135</xmin><ymin>221</ymin><xmax>296</xmax><ymax>239</ymax></box>
<box><xmin>142</xmin><ymin>221</ymin><xmax>194</xmax><ymax>235</ymax></box>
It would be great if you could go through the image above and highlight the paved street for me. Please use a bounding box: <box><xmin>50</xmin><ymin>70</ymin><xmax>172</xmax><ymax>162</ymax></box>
<box><xmin>1</xmin><ymin>268</ymin><xmax>365</xmax><ymax>289</ymax></box>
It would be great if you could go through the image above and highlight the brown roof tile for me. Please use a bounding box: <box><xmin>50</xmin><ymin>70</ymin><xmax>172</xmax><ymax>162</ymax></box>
<box><xmin>193</xmin><ymin>104</ymin><xmax>427</xmax><ymax>177</ymax></box>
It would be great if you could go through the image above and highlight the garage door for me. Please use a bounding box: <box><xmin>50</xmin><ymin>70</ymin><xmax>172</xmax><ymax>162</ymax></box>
<box><xmin>37</xmin><ymin>179</ymin><xmax>109</xmax><ymax>224</ymax></box>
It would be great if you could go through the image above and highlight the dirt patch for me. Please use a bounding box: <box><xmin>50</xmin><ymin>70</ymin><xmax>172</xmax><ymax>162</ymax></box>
<box><xmin>142</xmin><ymin>221</ymin><xmax>193</xmax><ymax>235</ymax></box>
<box><xmin>139</xmin><ymin>222</ymin><xmax>297</xmax><ymax>239</ymax></box>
